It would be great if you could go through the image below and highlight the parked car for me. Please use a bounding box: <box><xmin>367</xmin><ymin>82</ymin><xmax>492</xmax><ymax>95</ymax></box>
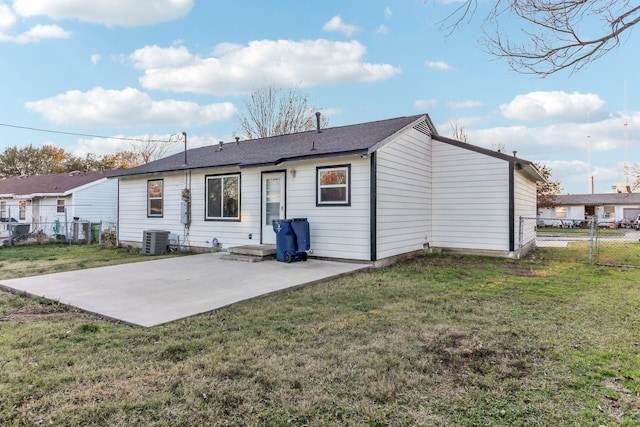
<box><xmin>634</xmin><ymin>214</ymin><xmax>640</xmax><ymax>230</ymax></box>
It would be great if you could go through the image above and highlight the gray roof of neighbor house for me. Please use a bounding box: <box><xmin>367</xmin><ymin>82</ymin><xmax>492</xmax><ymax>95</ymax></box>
<box><xmin>0</xmin><ymin>170</ymin><xmax>112</xmax><ymax>197</ymax></box>
<box><xmin>554</xmin><ymin>193</ymin><xmax>640</xmax><ymax>206</ymax></box>
<box><xmin>111</xmin><ymin>113</ymin><xmax>545</xmax><ymax>183</ymax></box>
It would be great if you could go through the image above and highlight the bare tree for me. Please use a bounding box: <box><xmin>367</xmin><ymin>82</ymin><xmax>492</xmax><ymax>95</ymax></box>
<box><xmin>129</xmin><ymin>134</ymin><xmax>179</xmax><ymax>164</ymax></box>
<box><xmin>450</xmin><ymin>120</ymin><xmax>468</xmax><ymax>142</ymax></box>
<box><xmin>438</xmin><ymin>1</ymin><xmax>640</xmax><ymax>76</ymax></box>
<box><xmin>629</xmin><ymin>163</ymin><xmax>640</xmax><ymax>191</ymax></box>
<box><xmin>236</xmin><ymin>84</ymin><xmax>328</xmax><ymax>139</ymax></box>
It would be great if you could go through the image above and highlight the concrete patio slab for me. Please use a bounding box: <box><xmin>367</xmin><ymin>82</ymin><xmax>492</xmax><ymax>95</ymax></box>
<box><xmin>0</xmin><ymin>253</ymin><xmax>370</xmax><ymax>327</ymax></box>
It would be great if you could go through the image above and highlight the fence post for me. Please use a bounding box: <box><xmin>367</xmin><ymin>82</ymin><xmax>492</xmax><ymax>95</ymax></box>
<box><xmin>517</xmin><ymin>216</ymin><xmax>523</xmax><ymax>258</ymax></box>
<box><xmin>588</xmin><ymin>216</ymin><xmax>595</xmax><ymax>264</ymax></box>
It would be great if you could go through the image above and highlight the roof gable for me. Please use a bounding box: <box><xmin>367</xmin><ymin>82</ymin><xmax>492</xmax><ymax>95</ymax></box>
<box><xmin>431</xmin><ymin>134</ymin><xmax>545</xmax><ymax>183</ymax></box>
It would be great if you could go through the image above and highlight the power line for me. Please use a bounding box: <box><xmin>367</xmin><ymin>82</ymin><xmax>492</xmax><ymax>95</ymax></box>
<box><xmin>0</xmin><ymin>122</ymin><xmax>178</xmax><ymax>143</ymax></box>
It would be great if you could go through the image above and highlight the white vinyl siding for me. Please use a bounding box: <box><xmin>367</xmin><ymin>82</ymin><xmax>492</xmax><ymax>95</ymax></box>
<box><xmin>513</xmin><ymin>169</ymin><xmax>538</xmax><ymax>248</ymax></box>
<box><xmin>376</xmin><ymin>128</ymin><xmax>431</xmax><ymax>259</ymax></box>
<box><xmin>118</xmin><ymin>169</ymin><xmax>262</xmax><ymax>250</ymax></box>
<box><xmin>118</xmin><ymin>161</ymin><xmax>371</xmax><ymax>259</ymax></box>
<box><xmin>71</xmin><ymin>178</ymin><xmax>118</xmax><ymax>223</ymax></box>
<box><xmin>287</xmin><ymin>157</ymin><xmax>371</xmax><ymax>261</ymax></box>
<box><xmin>431</xmin><ymin>142</ymin><xmax>510</xmax><ymax>252</ymax></box>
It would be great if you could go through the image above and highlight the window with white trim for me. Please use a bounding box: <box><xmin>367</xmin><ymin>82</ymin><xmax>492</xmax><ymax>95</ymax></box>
<box><xmin>206</xmin><ymin>174</ymin><xmax>240</xmax><ymax>220</ymax></box>
<box><xmin>57</xmin><ymin>199</ymin><xmax>65</xmax><ymax>214</ymax></box>
<box><xmin>147</xmin><ymin>179</ymin><xmax>163</xmax><ymax>217</ymax></box>
<box><xmin>317</xmin><ymin>165</ymin><xmax>350</xmax><ymax>206</ymax></box>
<box><xmin>0</xmin><ymin>201</ymin><xmax>5</xmax><ymax>218</ymax></box>
<box><xmin>19</xmin><ymin>200</ymin><xmax>26</xmax><ymax>220</ymax></box>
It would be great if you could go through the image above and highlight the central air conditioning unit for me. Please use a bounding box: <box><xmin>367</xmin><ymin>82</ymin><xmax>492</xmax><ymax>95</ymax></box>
<box><xmin>142</xmin><ymin>230</ymin><xmax>170</xmax><ymax>255</ymax></box>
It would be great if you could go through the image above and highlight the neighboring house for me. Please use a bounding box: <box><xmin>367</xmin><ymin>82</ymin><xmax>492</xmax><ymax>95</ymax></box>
<box><xmin>0</xmin><ymin>170</ymin><xmax>118</xmax><ymax>237</ymax></box>
<box><xmin>538</xmin><ymin>193</ymin><xmax>640</xmax><ymax>225</ymax></box>
<box><xmin>113</xmin><ymin>114</ymin><xmax>544</xmax><ymax>264</ymax></box>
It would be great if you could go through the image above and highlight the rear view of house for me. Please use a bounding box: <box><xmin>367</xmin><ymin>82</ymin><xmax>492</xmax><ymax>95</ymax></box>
<box><xmin>113</xmin><ymin>114</ymin><xmax>543</xmax><ymax>264</ymax></box>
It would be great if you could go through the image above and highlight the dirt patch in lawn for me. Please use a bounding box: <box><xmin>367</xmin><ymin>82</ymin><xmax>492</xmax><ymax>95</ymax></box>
<box><xmin>1</xmin><ymin>304</ymin><xmax>74</xmax><ymax>323</ymax></box>
<box><xmin>508</xmin><ymin>266</ymin><xmax>548</xmax><ymax>277</ymax></box>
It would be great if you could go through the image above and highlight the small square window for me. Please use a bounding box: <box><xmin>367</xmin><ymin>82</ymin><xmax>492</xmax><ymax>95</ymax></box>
<box><xmin>317</xmin><ymin>165</ymin><xmax>350</xmax><ymax>206</ymax></box>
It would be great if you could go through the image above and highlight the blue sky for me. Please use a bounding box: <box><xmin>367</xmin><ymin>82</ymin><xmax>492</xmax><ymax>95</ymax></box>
<box><xmin>0</xmin><ymin>0</ymin><xmax>638</xmax><ymax>195</ymax></box>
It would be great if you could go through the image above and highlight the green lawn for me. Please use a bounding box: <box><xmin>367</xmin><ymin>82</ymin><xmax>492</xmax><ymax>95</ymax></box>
<box><xmin>1</xmin><ymin>244</ymin><xmax>640</xmax><ymax>425</ymax></box>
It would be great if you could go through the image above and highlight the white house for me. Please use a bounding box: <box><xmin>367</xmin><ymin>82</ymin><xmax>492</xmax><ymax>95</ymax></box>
<box><xmin>113</xmin><ymin>114</ymin><xmax>544</xmax><ymax>263</ymax></box>
<box><xmin>0</xmin><ymin>170</ymin><xmax>118</xmax><ymax>238</ymax></box>
<box><xmin>538</xmin><ymin>193</ymin><xmax>640</xmax><ymax>226</ymax></box>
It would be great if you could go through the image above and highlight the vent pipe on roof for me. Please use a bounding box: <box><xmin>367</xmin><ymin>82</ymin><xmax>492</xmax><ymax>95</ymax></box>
<box><xmin>235</xmin><ymin>136</ymin><xmax>240</xmax><ymax>145</ymax></box>
<box><xmin>182</xmin><ymin>132</ymin><xmax>187</xmax><ymax>165</ymax></box>
<box><xmin>219</xmin><ymin>141</ymin><xmax>223</xmax><ymax>151</ymax></box>
<box><xmin>316</xmin><ymin>112</ymin><xmax>321</xmax><ymax>133</ymax></box>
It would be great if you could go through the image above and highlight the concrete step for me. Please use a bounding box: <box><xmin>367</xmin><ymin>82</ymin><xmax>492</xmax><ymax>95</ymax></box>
<box><xmin>223</xmin><ymin>244</ymin><xmax>276</xmax><ymax>262</ymax></box>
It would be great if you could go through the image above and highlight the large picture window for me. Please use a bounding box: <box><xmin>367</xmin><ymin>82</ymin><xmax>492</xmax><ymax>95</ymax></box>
<box><xmin>147</xmin><ymin>180</ymin><xmax>163</xmax><ymax>217</ymax></box>
<box><xmin>317</xmin><ymin>165</ymin><xmax>350</xmax><ymax>206</ymax></box>
<box><xmin>206</xmin><ymin>174</ymin><xmax>240</xmax><ymax>220</ymax></box>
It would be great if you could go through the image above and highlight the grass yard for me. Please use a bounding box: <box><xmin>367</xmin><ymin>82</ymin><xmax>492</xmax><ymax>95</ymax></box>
<box><xmin>2</xmin><ymin>244</ymin><xmax>640</xmax><ymax>425</ymax></box>
<box><xmin>0</xmin><ymin>243</ymin><xmax>181</xmax><ymax>279</ymax></box>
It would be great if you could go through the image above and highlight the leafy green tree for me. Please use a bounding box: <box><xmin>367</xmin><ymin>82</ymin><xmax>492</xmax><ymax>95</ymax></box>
<box><xmin>0</xmin><ymin>145</ymin><xmax>140</xmax><ymax>178</ymax></box>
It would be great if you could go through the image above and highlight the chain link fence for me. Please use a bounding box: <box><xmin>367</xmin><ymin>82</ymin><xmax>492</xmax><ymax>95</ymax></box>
<box><xmin>520</xmin><ymin>216</ymin><xmax>640</xmax><ymax>267</ymax></box>
<box><xmin>1</xmin><ymin>220</ymin><xmax>117</xmax><ymax>246</ymax></box>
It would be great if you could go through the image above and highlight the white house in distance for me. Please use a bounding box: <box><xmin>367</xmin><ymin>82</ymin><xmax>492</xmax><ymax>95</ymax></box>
<box><xmin>0</xmin><ymin>170</ymin><xmax>118</xmax><ymax>238</ymax></box>
<box><xmin>112</xmin><ymin>114</ymin><xmax>544</xmax><ymax>264</ymax></box>
<box><xmin>538</xmin><ymin>193</ymin><xmax>640</xmax><ymax>226</ymax></box>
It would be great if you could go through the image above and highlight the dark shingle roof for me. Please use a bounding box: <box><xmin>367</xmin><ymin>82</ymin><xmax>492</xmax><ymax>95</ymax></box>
<box><xmin>555</xmin><ymin>193</ymin><xmax>640</xmax><ymax>206</ymax></box>
<box><xmin>112</xmin><ymin>114</ymin><xmax>431</xmax><ymax>177</ymax></box>
<box><xmin>0</xmin><ymin>170</ymin><xmax>112</xmax><ymax>196</ymax></box>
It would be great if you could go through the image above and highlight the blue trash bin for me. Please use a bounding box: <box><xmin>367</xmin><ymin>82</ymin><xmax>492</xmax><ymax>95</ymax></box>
<box><xmin>290</xmin><ymin>218</ymin><xmax>310</xmax><ymax>252</ymax></box>
<box><xmin>272</xmin><ymin>219</ymin><xmax>296</xmax><ymax>262</ymax></box>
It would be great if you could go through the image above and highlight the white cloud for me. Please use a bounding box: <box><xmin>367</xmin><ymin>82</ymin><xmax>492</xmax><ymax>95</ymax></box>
<box><xmin>376</xmin><ymin>25</ymin><xmax>389</xmax><ymax>35</ymax></box>
<box><xmin>0</xmin><ymin>3</ymin><xmax>16</xmax><ymax>33</ymax></box>
<box><xmin>132</xmin><ymin>40</ymin><xmax>401</xmax><ymax>96</ymax></box>
<box><xmin>0</xmin><ymin>2</ymin><xmax>70</xmax><ymax>44</ymax></box>
<box><xmin>91</xmin><ymin>53</ymin><xmax>101</xmax><ymax>64</ymax></box>
<box><xmin>500</xmin><ymin>91</ymin><xmax>606</xmax><ymax>122</ymax></box>
<box><xmin>414</xmin><ymin>99</ymin><xmax>437</xmax><ymax>109</ymax></box>
<box><xmin>384</xmin><ymin>7</ymin><xmax>392</xmax><ymax>19</ymax></box>
<box><xmin>425</xmin><ymin>60</ymin><xmax>453</xmax><ymax>71</ymax></box>
<box><xmin>25</xmin><ymin>87</ymin><xmax>237</xmax><ymax>128</ymax></box>
<box><xmin>129</xmin><ymin>44</ymin><xmax>195</xmax><ymax>69</ymax></box>
<box><xmin>447</xmin><ymin>100</ymin><xmax>483</xmax><ymax>109</ymax></box>
<box><xmin>467</xmin><ymin>113</ymin><xmax>637</xmax><ymax>194</ymax></box>
<box><xmin>322</xmin><ymin>16</ymin><xmax>358</xmax><ymax>37</ymax></box>
<box><xmin>12</xmin><ymin>0</ymin><xmax>194</xmax><ymax>27</ymax></box>
<box><xmin>5</xmin><ymin>23</ymin><xmax>69</xmax><ymax>43</ymax></box>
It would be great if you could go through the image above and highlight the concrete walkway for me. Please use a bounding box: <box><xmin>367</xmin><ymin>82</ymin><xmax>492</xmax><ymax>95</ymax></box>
<box><xmin>0</xmin><ymin>253</ymin><xmax>370</xmax><ymax>327</ymax></box>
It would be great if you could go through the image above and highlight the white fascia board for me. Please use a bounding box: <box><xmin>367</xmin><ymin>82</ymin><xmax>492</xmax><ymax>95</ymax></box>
<box><xmin>62</xmin><ymin>177</ymin><xmax>108</xmax><ymax>196</ymax></box>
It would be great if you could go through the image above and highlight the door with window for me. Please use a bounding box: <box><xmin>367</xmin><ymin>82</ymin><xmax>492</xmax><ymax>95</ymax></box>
<box><xmin>262</xmin><ymin>172</ymin><xmax>285</xmax><ymax>244</ymax></box>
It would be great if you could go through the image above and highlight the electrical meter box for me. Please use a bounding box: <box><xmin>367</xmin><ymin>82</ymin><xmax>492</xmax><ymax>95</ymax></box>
<box><xmin>180</xmin><ymin>201</ymin><xmax>190</xmax><ymax>225</ymax></box>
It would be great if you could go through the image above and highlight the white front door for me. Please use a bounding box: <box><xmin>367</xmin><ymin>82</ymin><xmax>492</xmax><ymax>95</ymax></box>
<box><xmin>262</xmin><ymin>172</ymin><xmax>286</xmax><ymax>244</ymax></box>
